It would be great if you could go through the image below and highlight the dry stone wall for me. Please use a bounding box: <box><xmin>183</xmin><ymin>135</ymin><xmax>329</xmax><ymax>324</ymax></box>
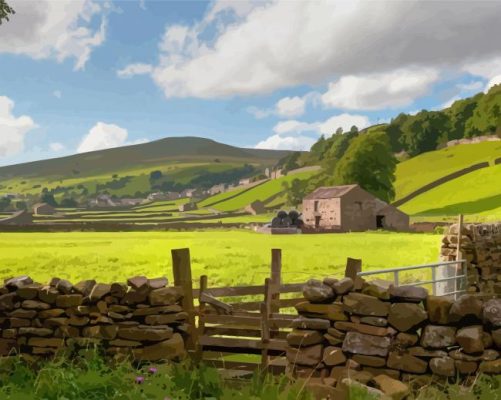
<box><xmin>288</xmin><ymin>277</ymin><xmax>501</xmax><ymax>398</ymax></box>
<box><xmin>441</xmin><ymin>223</ymin><xmax>501</xmax><ymax>295</ymax></box>
<box><xmin>0</xmin><ymin>275</ymin><xmax>189</xmax><ymax>361</ymax></box>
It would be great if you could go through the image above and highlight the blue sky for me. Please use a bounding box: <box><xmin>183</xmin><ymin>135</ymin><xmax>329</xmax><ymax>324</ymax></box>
<box><xmin>1</xmin><ymin>0</ymin><xmax>500</xmax><ymax>167</ymax></box>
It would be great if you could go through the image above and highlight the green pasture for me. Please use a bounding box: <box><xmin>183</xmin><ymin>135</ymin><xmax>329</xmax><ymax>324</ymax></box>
<box><xmin>400</xmin><ymin>163</ymin><xmax>501</xmax><ymax>220</ymax></box>
<box><xmin>395</xmin><ymin>141</ymin><xmax>501</xmax><ymax>200</ymax></box>
<box><xmin>0</xmin><ymin>231</ymin><xmax>441</xmax><ymax>288</ymax></box>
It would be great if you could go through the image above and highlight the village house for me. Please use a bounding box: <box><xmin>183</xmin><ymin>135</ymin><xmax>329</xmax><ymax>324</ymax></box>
<box><xmin>179</xmin><ymin>202</ymin><xmax>198</xmax><ymax>212</ymax></box>
<box><xmin>89</xmin><ymin>194</ymin><xmax>117</xmax><ymax>208</ymax></box>
<box><xmin>302</xmin><ymin>184</ymin><xmax>409</xmax><ymax>232</ymax></box>
<box><xmin>117</xmin><ymin>198</ymin><xmax>144</xmax><ymax>207</ymax></box>
<box><xmin>208</xmin><ymin>184</ymin><xmax>226</xmax><ymax>196</ymax></box>
<box><xmin>147</xmin><ymin>192</ymin><xmax>180</xmax><ymax>201</ymax></box>
<box><xmin>32</xmin><ymin>203</ymin><xmax>56</xmax><ymax>216</ymax></box>
<box><xmin>238</xmin><ymin>178</ymin><xmax>251</xmax><ymax>186</ymax></box>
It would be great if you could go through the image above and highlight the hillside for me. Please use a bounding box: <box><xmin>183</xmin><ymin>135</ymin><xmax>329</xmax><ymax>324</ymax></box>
<box><xmin>0</xmin><ymin>137</ymin><xmax>291</xmax><ymax>203</ymax></box>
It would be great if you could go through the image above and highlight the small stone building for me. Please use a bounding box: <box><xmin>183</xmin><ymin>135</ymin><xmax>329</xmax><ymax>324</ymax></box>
<box><xmin>179</xmin><ymin>202</ymin><xmax>198</xmax><ymax>212</ymax></box>
<box><xmin>245</xmin><ymin>200</ymin><xmax>266</xmax><ymax>215</ymax></box>
<box><xmin>32</xmin><ymin>203</ymin><xmax>56</xmax><ymax>216</ymax></box>
<box><xmin>302</xmin><ymin>185</ymin><xmax>409</xmax><ymax>232</ymax></box>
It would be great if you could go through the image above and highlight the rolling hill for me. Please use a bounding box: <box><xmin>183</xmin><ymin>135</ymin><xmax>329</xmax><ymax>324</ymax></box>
<box><xmin>0</xmin><ymin>137</ymin><xmax>292</xmax><ymax>201</ymax></box>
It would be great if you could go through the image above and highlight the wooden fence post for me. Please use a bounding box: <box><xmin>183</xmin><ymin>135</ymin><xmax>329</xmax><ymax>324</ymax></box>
<box><xmin>345</xmin><ymin>257</ymin><xmax>362</xmax><ymax>281</ymax></box>
<box><xmin>196</xmin><ymin>275</ymin><xmax>208</xmax><ymax>361</ymax></box>
<box><xmin>261</xmin><ymin>277</ymin><xmax>272</xmax><ymax>370</ymax></box>
<box><xmin>270</xmin><ymin>249</ymin><xmax>282</xmax><ymax>314</ymax></box>
<box><xmin>172</xmin><ymin>248</ymin><xmax>197</xmax><ymax>352</ymax></box>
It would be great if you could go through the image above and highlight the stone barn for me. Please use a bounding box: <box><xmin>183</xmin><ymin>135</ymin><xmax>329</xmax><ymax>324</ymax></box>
<box><xmin>32</xmin><ymin>203</ymin><xmax>56</xmax><ymax>216</ymax></box>
<box><xmin>302</xmin><ymin>185</ymin><xmax>409</xmax><ymax>232</ymax></box>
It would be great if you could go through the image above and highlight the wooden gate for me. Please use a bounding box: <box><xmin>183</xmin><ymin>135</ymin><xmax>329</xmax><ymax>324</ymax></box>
<box><xmin>171</xmin><ymin>248</ymin><xmax>305</xmax><ymax>374</ymax></box>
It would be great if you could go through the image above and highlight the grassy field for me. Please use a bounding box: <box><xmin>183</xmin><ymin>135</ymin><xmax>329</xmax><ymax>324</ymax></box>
<box><xmin>395</xmin><ymin>141</ymin><xmax>501</xmax><ymax>200</ymax></box>
<box><xmin>0</xmin><ymin>230</ymin><xmax>441</xmax><ymax>288</ymax></box>
<box><xmin>400</xmin><ymin>163</ymin><xmax>501</xmax><ymax>220</ymax></box>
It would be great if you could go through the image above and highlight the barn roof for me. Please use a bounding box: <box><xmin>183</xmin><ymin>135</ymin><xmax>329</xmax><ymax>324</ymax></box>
<box><xmin>32</xmin><ymin>202</ymin><xmax>52</xmax><ymax>209</ymax></box>
<box><xmin>304</xmin><ymin>185</ymin><xmax>359</xmax><ymax>200</ymax></box>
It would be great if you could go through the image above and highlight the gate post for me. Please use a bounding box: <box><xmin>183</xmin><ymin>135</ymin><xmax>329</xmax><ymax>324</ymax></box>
<box><xmin>172</xmin><ymin>248</ymin><xmax>197</xmax><ymax>351</ymax></box>
<box><xmin>270</xmin><ymin>249</ymin><xmax>282</xmax><ymax>315</ymax></box>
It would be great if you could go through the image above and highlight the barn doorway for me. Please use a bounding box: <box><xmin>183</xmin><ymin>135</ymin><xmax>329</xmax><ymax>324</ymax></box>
<box><xmin>376</xmin><ymin>215</ymin><xmax>385</xmax><ymax>228</ymax></box>
<box><xmin>315</xmin><ymin>216</ymin><xmax>321</xmax><ymax>228</ymax></box>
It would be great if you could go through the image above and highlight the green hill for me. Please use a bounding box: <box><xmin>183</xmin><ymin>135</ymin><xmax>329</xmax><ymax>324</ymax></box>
<box><xmin>395</xmin><ymin>141</ymin><xmax>501</xmax><ymax>201</ymax></box>
<box><xmin>0</xmin><ymin>137</ymin><xmax>291</xmax><ymax>203</ymax></box>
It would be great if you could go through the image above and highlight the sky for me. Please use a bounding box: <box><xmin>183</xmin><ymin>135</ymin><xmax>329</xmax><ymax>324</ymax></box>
<box><xmin>1</xmin><ymin>0</ymin><xmax>501</xmax><ymax>167</ymax></box>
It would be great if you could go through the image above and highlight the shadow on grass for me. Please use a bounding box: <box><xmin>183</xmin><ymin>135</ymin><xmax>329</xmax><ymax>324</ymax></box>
<box><xmin>416</xmin><ymin>193</ymin><xmax>501</xmax><ymax>216</ymax></box>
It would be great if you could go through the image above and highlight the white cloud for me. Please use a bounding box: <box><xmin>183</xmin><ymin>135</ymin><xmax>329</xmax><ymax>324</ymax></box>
<box><xmin>139</xmin><ymin>0</ymin><xmax>147</xmax><ymax>11</ymax></box>
<box><xmin>0</xmin><ymin>96</ymin><xmax>37</xmax><ymax>158</ymax></box>
<box><xmin>77</xmin><ymin>122</ymin><xmax>129</xmax><ymax>153</ymax></box>
<box><xmin>321</xmin><ymin>69</ymin><xmax>440</xmax><ymax>111</ymax></box>
<box><xmin>117</xmin><ymin>63</ymin><xmax>154</xmax><ymax>78</ymax></box>
<box><xmin>276</xmin><ymin>96</ymin><xmax>306</xmax><ymax>117</ymax></box>
<box><xmin>128</xmin><ymin>0</ymin><xmax>501</xmax><ymax>99</ymax></box>
<box><xmin>318</xmin><ymin>114</ymin><xmax>370</xmax><ymax>135</ymax></box>
<box><xmin>0</xmin><ymin>0</ymin><xmax>108</xmax><ymax>70</ymax></box>
<box><xmin>77</xmin><ymin>122</ymin><xmax>149</xmax><ymax>153</ymax></box>
<box><xmin>486</xmin><ymin>75</ymin><xmax>501</xmax><ymax>91</ymax></box>
<box><xmin>440</xmin><ymin>96</ymin><xmax>461</xmax><ymax>109</ymax></box>
<box><xmin>50</xmin><ymin>142</ymin><xmax>65</xmax><ymax>152</ymax></box>
<box><xmin>255</xmin><ymin>134</ymin><xmax>315</xmax><ymax>151</ymax></box>
<box><xmin>456</xmin><ymin>81</ymin><xmax>484</xmax><ymax>92</ymax></box>
<box><xmin>272</xmin><ymin>120</ymin><xmax>316</xmax><ymax>135</ymax></box>
<box><xmin>53</xmin><ymin>90</ymin><xmax>62</xmax><ymax>99</ymax></box>
<box><xmin>246</xmin><ymin>106</ymin><xmax>273</xmax><ymax>119</ymax></box>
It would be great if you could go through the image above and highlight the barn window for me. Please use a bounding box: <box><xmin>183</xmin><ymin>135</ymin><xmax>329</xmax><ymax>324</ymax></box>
<box><xmin>314</xmin><ymin>200</ymin><xmax>319</xmax><ymax>212</ymax></box>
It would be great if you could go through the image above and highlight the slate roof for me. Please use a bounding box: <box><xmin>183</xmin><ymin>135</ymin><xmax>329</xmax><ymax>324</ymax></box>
<box><xmin>303</xmin><ymin>185</ymin><xmax>359</xmax><ymax>200</ymax></box>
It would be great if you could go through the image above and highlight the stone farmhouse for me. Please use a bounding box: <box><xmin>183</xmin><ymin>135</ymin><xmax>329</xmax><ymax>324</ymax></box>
<box><xmin>302</xmin><ymin>184</ymin><xmax>409</xmax><ymax>232</ymax></box>
<box><xmin>32</xmin><ymin>203</ymin><xmax>56</xmax><ymax>216</ymax></box>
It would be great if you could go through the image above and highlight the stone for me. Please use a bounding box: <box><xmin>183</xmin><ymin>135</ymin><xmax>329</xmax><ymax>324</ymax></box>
<box><xmin>38</xmin><ymin>287</ymin><xmax>59</xmax><ymax>304</ymax></box>
<box><xmin>430</xmin><ymin>356</ymin><xmax>455</xmax><ymax>377</ymax></box>
<box><xmin>449</xmin><ymin>295</ymin><xmax>482</xmax><ymax>322</ymax></box>
<box><xmin>322</xmin><ymin>276</ymin><xmax>338</xmax><ymax>288</ymax></box>
<box><xmin>82</xmin><ymin>326</ymin><xmax>101</xmax><ymax>338</ymax></box>
<box><xmin>306</xmin><ymin>383</ymin><xmax>345</xmax><ymax>400</ymax></box>
<box><xmin>127</xmin><ymin>276</ymin><xmax>148</xmax><ymax>290</ymax></box>
<box><xmin>89</xmin><ymin>284</ymin><xmax>111</xmax><ymax>302</ymax></box>
<box><xmin>118</xmin><ymin>327</ymin><xmax>173</xmax><ymax>341</ymax></box>
<box><xmin>108</xmin><ymin>312</ymin><xmax>127</xmax><ymax>320</ymax></box>
<box><xmin>132</xmin><ymin>305</ymin><xmax>182</xmax><ymax>316</ymax></box>
<box><xmin>43</xmin><ymin>318</ymin><xmax>69</xmax><ymax>328</ymax></box>
<box><xmin>49</xmin><ymin>277</ymin><xmax>61</xmax><ymax>287</ymax></box>
<box><xmin>133</xmin><ymin>333</ymin><xmax>185</xmax><ymax>361</ymax></box>
<box><xmin>373</xmin><ymin>374</ymin><xmax>410</xmax><ymax>400</ymax></box>
<box><xmin>387</xmin><ymin>352</ymin><xmax>428</xmax><ymax>374</ymax></box>
<box><xmin>322</xmin><ymin>346</ymin><xmax>346</xmax><ymax>366</ymax></box>
<box><xmin>109</xmin><ymin>339</ymin><xmax>142</xmax><ymax>347</ymax></box>
<box><xmin>109</xmin><ymin>305</ymin><xmax>131</xmax><ymax>313</ymax></box>
<box><xmin>478</xmin><ymin>359</ymin><xmax>501</xmax><ymax>374</ymax></box>
<box><xmin>18</xmin><ymin>327</ymin><xmax>53</xmax><ymax>336</ymax></box>
<box><xmin>22</xmin><ymin>300</ymin><xmax>50</xmax><ymax>310</ymax></box>
<box><xmin>291</xmin><ymin>317</ymin><xmax>331</xmax><ymax>330</ymax></box>
<box><xmin>148</xmin><ymin>277</ymin><xmax>168</xmax><ymax>289</ymax></box>
<box><xmin>56</xmin><ymin>295</ymin><xmax>83</xmax><ymax>308</ymax></box>
<box><xmin>68</xmin><ymin>316</ymin><xmax>90</xmax><ymax>326</ymax></box>
<box><xmin>388</xmin><ymin>303</ymin><xmax>427</xmax><ymax>332</ymax></box>
<box><xmin>359</xmin><ymin>316</ymin><xmax>387</xmax><ymax>327</ymax></box>
<box><xmin>8</xmin><ymin>309</ymin><xmax>37</xmax><ymax>319</ymax></box>
<box><xmin>100</xmin><ymin>325</ymin><xmax>119</xmax><ymax>340</ymax></box>
<box><xmin>407</xmin><ymin>347</ymin><xmax>447</xmax><ymax>358</ymax></box>
<box><xmin>456</xmin><ymin>325</ymin><xmax>484</xmax><ymax>354</ymax></box>
<box><xmin>97</xmin><ymin>300</ymin><xmax>108</xmax><ymax>314</ymax></box>
<box><xmin>295</xmin><ymin>302</ymin><xmax>348</xmax><ymax>321</ymax></box>
<box><xmin>0</xmin><ymin>293</ymin><xmax>18</xmax><ymax>313</ymax></box>
<box><xmin>5</xmin><ymin>276</ymin><xmax>33</xmax><ymax>290</ymax></box>
<box><xmin>110</xmin><ymin>283</ymin><xmax>127</xmax><ymax>298</ymax></box>
<box><xmin>426</xmin><ymin>296</ymin><xmax>453</xmax><ymax>324</ymax></box>
<box><xmin>492</xmin><ymin>328</ymin><xmax>501</xmax><ymax>349</ymax></box>
<box><xmin>17</xmin><ymin>284</ymin><xmax>41</xmax><ymax>300</ymax></box>
<box><xmin>286</xmin><ymin>330</ymin><xmax>324</xmax><ymax>347</ymax></box>
<box><xmin>483</xmin><ymin>332</ymin><xmax>493</xmax><ymax>349</ymax></box>
<box><xmin>55</xmin><ymin>326</ymin><xmax>79</xmax><ymax>338</ymax></box>
<box><xmin>389</xmin><ymin>285</ymin><xmax>428</xmax><ymax>303</ymax></box>
<box><xmin>394</xmin><ymin>333</ymin><xmax>418</xmax><ymax>348</ymax></box>
<box><xmin>330</xmin><ymin>278</ymin><xmax>354</xmax><ymax>295</ymax></box>
<box><xmin>483</xmin><ymin>298</ymin><xmax>501</xmax><ymax>327</ymax></box>
<box><xmin>421</xmin><ymin>325</ymin><xmax>457</xmax><ymax>349</ymax></box>
<box><xmin>144</xmin><ymin>312</ymin><xmax>187</xmax><ymax>326</ymax></box>
<box><xmin>2</xmin><ymin>329</ymin><xmax>17</xmax><ymax>339</ymax></box>
<box><xmin>303</xmin><ymin>279</ymin><xmax>335</xmax><ymax>303</ymax></box>
<box><xmin>55</xmin><ymin>279</ymin><xmax>73</xmax><ymax>294</ymax></box>
<box><xmin>352</xmin><ymin>354</ymin><xmax>386</xmax><ymax>367</ymax></box>
<box><xmin>324</xmin><ymin>334</ymin><xmax>344</xmax><ymax>346</ymax></box>
<box><xmin>343</xmin><ymin>293</ymin><xmax>390</xmax><ymax>317</ymax></box>
<box><xmin>149</xmin><ymin>287</ymin><xmax>183</xmax><ymax>306</ymax></box>
<box><xmin>0</xmin><ymin>339</ymin><xmax>17</xmax><ymax>356</ymax></box>
<box><xmin>27</xmin><ymin>337</ymin><xmax>64</xmax><ymax>348</ymax></box>
<box><xmin>339</xmin><ymin>379</ymin><xmax>384</xmax><ymax>399</ymax></box>
<box><xmin>9</xmin><ymin>318</ymin><xmax>31</xmax><ymax>328</ymax></box>
<box><xmin>455</xmin><ymin>360</ymin><xmax>478</xmax><ymax>375</ymax></box>
<box><xmin>286</xmin><ymin>344</ymin><xmax>323</xmax><ymax>366</ymax></box>
<box><xmin>361</xmin><ymin>280</ymin><xmax>391</xmax><ymax>300</ymax></box>
<box><xmin>38</xmin><ymin>309</ymin><xmax>65</xmax><ymax>318</ymax></box>
<box><xmin>449</xmin><ymin>349</ymin><xmax>499</xmax><ymax>362</ymax></box>
<box><xmin>73</xmin><ymin>280</ymin><xmax>96</xmax><ymax>296</ymax></box>
<box><xmin>334</xmin><ymin>321</ymin><xmax>390</xmax><ymax>337</ymax></box>
<box><xmin>342</xmin><ymin>332</ymin><xmax>391</xmax><ymax>357</ymax></box>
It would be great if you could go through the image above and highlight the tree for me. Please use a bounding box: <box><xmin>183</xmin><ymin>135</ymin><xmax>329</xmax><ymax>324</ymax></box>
<box><xmin>286</xmin><ymin>179</ymin><xmax>307</xmax><ymax>206</ymax></box>
<box><xmin>333</xmin><ymin>131</ymin><xmax>397</xmax><ymax>202</ymax></box>
<box><xmin>149</xmin><ymin>170</ymin><xmax>163</xmax><ymax>181</ymax></box>
<box><xmin>0</xmin><ymin>0</ymin><xmax>14</xmax><ymax>25</ymax></box>
<box><xmin>60</xmin><ymin>198</ymin><xmax>78</xmax><ymax>208</ymax></box>
<box><xmin>41</xmin><ymin>192</ymin><xmax>58</xmax><ymax>207</ymax></box>
<box><xmin>0</xmin><ymin>197</ymin><xmax>11</xmax><ymax>211</ymax></box>
<box><xmin>465</xmin><ymin>84</ymin><xmax>501</xmax><ymax>136</ymax></box>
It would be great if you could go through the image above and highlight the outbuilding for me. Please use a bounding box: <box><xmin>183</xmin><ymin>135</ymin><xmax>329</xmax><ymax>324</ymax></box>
<box><xmin>32</xmin><ymin>203</ymin><xmax>56</xmax><ymax>216</ymax></box>
<box><xmin>302</xmin><ymin>184</ymin><xmax>409</xmax><ymax>232</ymax></box>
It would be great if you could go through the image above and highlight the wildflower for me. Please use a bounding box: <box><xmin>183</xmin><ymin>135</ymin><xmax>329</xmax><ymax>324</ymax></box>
<box><xmin>148</xmin><ymin>367</ymin><xmax>158</xmax><ymax>374</ymax></box>
<box><xmin>135</xmin><ymin>376</ymin><xmax>145</xmax><ymax>384</ymax></box>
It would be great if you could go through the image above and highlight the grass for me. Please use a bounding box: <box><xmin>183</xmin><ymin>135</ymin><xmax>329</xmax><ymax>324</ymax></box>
<box><xmin>395</xmin><ymin>141</ymin><xmax>501</xmax><ymax>201</ymax></box>
<box><xmin>0</xmin><ymin>230</ymin><xmax>440</xmax><ymax>287</ymax></box>
<box><xmin>400</xmin><ymin>164</ymin><xmax>501</xmax><ymax>220</ymax></box>
<box><xmin>211</xmin><ymin>172</ymin><xmax>316</xmax><ymax>212</ymax></box>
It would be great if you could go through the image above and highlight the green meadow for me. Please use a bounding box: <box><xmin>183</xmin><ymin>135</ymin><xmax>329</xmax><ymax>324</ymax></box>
<box><xmin>0</xmin><ymin>231</ymin><xmax>441</xmax><ymax>288</ymax></box>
